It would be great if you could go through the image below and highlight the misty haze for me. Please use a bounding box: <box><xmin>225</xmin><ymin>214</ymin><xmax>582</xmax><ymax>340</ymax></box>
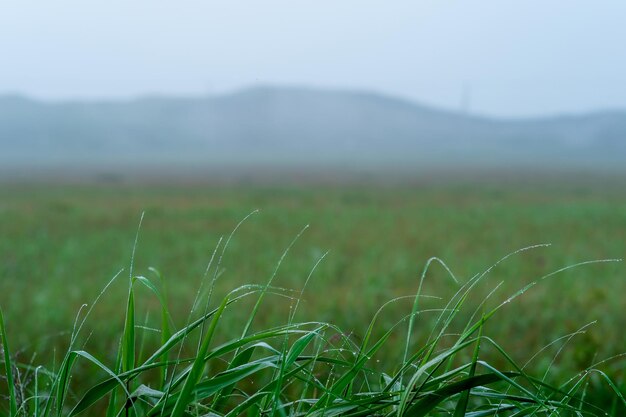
<box><xmin>2</xmin><ymin>86</ymin><xmax>625</xmax><ymax>182</ymax></box>
<box><xmin>1</xmin><ymin>2</ymin><xmax>625</xmax><ymax>416</ymax></box>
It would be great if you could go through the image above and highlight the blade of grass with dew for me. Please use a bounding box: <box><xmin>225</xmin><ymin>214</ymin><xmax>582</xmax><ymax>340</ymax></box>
<box><xmin>131</xmin><ymin>273</ymin><xmax>172</xmax><ymax>380</ymax></box>
<box><xmin>403</xmin><ymin>257</ymin><xmax>458</xmax><ymax>369</ymax></box>
<box><xmin>585</xmin><ymin>369</ymin><xmax>626</xmax><ymax>410</ymax></box>
<box><xmin>123</xmin><ymin>211</ymin><xmax>144</xmax><ymax>412</ymax></box>
<box><xmin>240</xmin><ymin>224</ymin><xmax>309</xmax><ymax>341</ymax></box>
<box><xmin>148</xmin><ymin>268</ymin><xmax>172</xmax><ymax>390</ymax></box>
<box><xmin>105</xmin><ymin>338</ymin><xmax>123</xmax><ymax>417</ymax></box>
<box><xmin>187</xmin><ymin>209</ymin><xmax>258</xmax><ymax>390</ymax></box>
<box><xmin>159</xmin><ymin>213</ymin><xmax>254</xmax><ymax>415</ymax></box>
<box><xmin>34</xmin><ymin>365</ymin><xmax>43</xmax><ymax>417</ymax></box>
<box><xmin>201</xmin><ymin>210</ymin><xmax>258</xmax><ymax>326</ymax></box>
<box><xmin>121</xmin><ymin>278</ymin><xmax>136</xmax><ymax>416</ymax></box>
<box><xmin>168</xmin><ymin>295</ymin><xmax>229</xmax><ymax>417</ymax></box>
<box><xmin>218</xmin><ymin>224</ymin><xmax>308</xmax><ymax>415</ymax></box>
<box><xmin>49</xmin><ymin>347</ymin><xmax>76</xmax><ymax>416</ymax></box>
<box><xmin>267</xmin><ymin>251</ymin><xmax>329</xmax><ymax>416</ymax></box>
<box><xmin>0</xmin><ymin>307</ymin><xmax>17</xmax><ymax>417</ymax></box>
<box><xmin>453</xmin><ymin>316</ymin><xmax>484</xmax><ymax>417</ymax></box>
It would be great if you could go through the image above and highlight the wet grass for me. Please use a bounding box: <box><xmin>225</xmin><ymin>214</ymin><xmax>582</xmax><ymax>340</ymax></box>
<box><xmin>1</xmin><ymin>182</ymin><xmax>625</xmax><ymax>415</ymax></box>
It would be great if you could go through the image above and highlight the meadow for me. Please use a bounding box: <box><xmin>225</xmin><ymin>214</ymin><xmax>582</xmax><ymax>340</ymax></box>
<box><xmin>0</xmin><ymin>180</ymin><xmax>625</xmax><ymax>415</ymax></box>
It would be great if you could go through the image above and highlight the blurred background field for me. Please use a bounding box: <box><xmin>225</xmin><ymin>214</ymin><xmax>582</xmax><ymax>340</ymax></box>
<box><xmin>1</xmin><ymin>180</ymin><xmax>624</xmax><ymax>388</ymax></box>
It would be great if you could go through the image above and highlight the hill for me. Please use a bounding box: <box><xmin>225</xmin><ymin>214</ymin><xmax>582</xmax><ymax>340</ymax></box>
<box><xmin>1</xmin><ymin>86</ymin><xmax>625</xmax><ymax>180</ymax></box>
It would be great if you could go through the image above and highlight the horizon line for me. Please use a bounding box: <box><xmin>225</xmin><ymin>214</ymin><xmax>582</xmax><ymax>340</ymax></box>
<box><xmin>1</xmin><ymin>83</ymin><xmax>625</xmax><ymax>122</ymax></box>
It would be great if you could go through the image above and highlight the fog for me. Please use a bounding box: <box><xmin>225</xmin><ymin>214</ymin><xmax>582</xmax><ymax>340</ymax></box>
<box><xmin>2</xmin><ymin>1</ymin><xmax>626</xmax><ymax>117</ymax></box>
<box><xmin>1</xmin><ymin>2</ymin><xmax>626</xmax><ymax>180</ymax></box>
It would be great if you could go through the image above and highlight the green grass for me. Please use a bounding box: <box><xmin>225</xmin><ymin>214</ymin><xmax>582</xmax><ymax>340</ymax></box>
<box><xmin>1</xmin><ymin>182</ymin><xmax>625</xmax><ymax>415</ymax></box>
<box><xmin>2</xmin><ymin>241</ymin><xmax>624</xmax><ymax>416</ymax></box>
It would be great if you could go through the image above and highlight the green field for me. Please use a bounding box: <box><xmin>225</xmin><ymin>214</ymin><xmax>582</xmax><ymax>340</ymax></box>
<box><xmin>1</xmin><ymin>181</ymin><xmax>625</xmax><ymax>414</ymax></box>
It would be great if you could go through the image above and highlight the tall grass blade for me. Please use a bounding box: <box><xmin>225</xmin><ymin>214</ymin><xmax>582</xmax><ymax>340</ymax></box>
<box><xmin>148</xmin><ymin>268</ymin><xmax>172</xmax><ymax>390</ymax></box>
<box><xmin>0</xmin><ymin>307</ymin><xmax>17</xmax><ymax>417</ymax></box>
<box><xmin>169</xmin><ymin>295</ymin><xmax>229</xmax><ymax>417</ymax></box>
<box><xmin>453</xmin><ymin>317</ymin><xmax>484</xmax><ymax>416</ymax></box>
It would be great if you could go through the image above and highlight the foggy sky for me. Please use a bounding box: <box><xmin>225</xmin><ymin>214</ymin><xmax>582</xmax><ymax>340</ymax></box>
<box><xmin>2</xmin><ymin>1</ymin><xmax>625</xmax><ymax>117</ymax></box>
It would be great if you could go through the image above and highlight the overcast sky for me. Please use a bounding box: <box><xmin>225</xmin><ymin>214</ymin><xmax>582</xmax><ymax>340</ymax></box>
<box><xmin>2</xmin><ymin>1</ymin><xmax>625</xmax><ymax>117</ymax></box>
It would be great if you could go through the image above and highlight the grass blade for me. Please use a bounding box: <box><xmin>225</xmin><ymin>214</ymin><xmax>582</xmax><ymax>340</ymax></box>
<box><xmin>169</xmin><ymin>295</ymin><xmax>229</xmax><ymax>417</ymax></box>
<box><xmin>453</xmin><ymin>316</ymin><xmax>484</xmax><ymax>416</ymax></box>
<box><xmin>0</xmin><ymin>307</ymin><xmax>17</xmax><ymax>416</ymax></box>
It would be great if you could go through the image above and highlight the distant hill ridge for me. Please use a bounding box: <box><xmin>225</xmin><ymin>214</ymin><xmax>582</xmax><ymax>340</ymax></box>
<box><xmin>1</xmin><ymin>86</ymin><xmax>625</xmax><ymax>175</ymax></box>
